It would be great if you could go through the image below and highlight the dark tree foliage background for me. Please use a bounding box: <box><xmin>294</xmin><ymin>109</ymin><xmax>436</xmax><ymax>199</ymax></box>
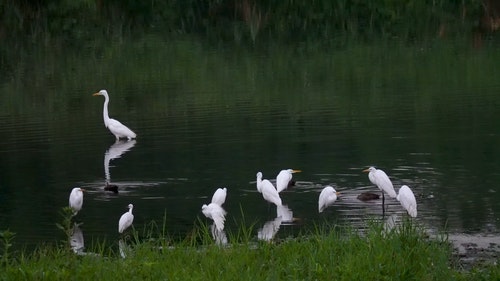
<box><xmin>0</xmin><ymin>0</ymin><xmax>499</xmax><ymax>45</ymax></box>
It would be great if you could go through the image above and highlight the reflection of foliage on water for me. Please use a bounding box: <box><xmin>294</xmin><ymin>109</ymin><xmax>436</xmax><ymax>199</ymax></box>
<box><xmin>0</xmin><ymin>0</ymin><xmax>490</xmax><ymax>44</ymax></box>
<box><xmin>0</xmin><ymin>36</ymin><xmax>499</xmax><ymax>244</ymax></box>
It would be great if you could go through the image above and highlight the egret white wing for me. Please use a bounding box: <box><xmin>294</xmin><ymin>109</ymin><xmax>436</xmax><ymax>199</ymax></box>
<box><xmin>397</xmin><ymin>185</ymin><xmax>417</xmax><ymax>217</ymax></box>
<box><xmin>261</xmin><ymin>180</ymin><xmax>282</xmax><ymax>206</ymax></box>
<box><xmin>211</xmin><ymin>187</ymin><xmax>227</xmax><ymax>206</ymax></box>
<box><xmin>374</xmin><ymin>170</ymin><xmax>397</xmax><ymax>198</ymax></box>
<box><xmin>107</xmin><ymin>118</ymin><xmax>136</xmax><ymax>139</ymax></box>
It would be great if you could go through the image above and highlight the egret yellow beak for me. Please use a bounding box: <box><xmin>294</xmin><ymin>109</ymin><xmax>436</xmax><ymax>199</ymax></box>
<box><xmin>92</xmin><ymin>92</ymin><xmax>100</xmax><ymax>96</ymax></box>
<box><xmin>362</xmin><ymin>169</ymin><xmax>370</xmax><ymax>173</ymax></box>
<box><xmin>80</xmin><ymin>188</ymin><xmax>86</xmax><ymax>192</ymax></box>
<box><xmin>336</xmin><ymin>192</ymin><xmax>341</xmax><ymax>195</ymax></box>
<box><xmin>292</xmin><ymin>170</ymin><xmax>302</xmax><ymax>173</ymax></box>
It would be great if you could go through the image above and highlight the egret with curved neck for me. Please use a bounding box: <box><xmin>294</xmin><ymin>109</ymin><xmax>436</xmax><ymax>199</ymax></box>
<box><xmin>93</xmin><ymin>90</ymin><xmax>136</xmax><ymax>140</ymax></box>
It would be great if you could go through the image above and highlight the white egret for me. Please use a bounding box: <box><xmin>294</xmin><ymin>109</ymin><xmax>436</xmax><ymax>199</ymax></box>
<box><xmin>276</xmin><ymin>169</ymin><xmax>301</xmax><ymax>193</ymax></box>
<box><xmin>93</xmin><ymin>90</ymin><xmax>136</xmax><ymax>140</ymax></box>
<box><xmin>260</xmin><ymin>179</ymin><xmax>282</xmax><ymax>206</ymax></box>
<box><xmin>118</xmin><ymin>204</ymin><xmax>134</xmax><ymax>233</ymax></box>
<box><xmin>69</xmin><ymin>187</ymin><xmax>85</xmax><ymax>215</ymax></box>
<box><xmin>276</xmin><ymin>169</ymin><xmax>302</xmax><ymax>192</ymax></box>
<box><xmin>202</xmin><ymin>203</ymin><xmax>227</xmax><ymax>231</ymax></box>
<box><xmin>363</xmin><ymin>166</ymin><xmax>397</xmax><ymax>213</ymax></box>
<box><xmin>318</xmin><ymin>186</ymin><xmax>340</xmax><ymax>213</ymax></box>
<box><xmin>202</xmin><ymin>188</ymin><xmax>228</xmax><ymax>231</ymax></box>
<box><xmin>397</xmin><ymin>185</ymin><xmax>417</xmax><ymax>217</ymax></box>
<box><xmin>211</xmin><ymin>187</ymin><xmax>227</xmax><ymax>206</ymax></box>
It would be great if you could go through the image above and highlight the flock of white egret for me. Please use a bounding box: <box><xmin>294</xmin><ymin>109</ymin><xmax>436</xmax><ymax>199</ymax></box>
<box><xmin>68</xmin><ymin>89</ymin><xmax>418</xmax><ymax>240</ymax></box>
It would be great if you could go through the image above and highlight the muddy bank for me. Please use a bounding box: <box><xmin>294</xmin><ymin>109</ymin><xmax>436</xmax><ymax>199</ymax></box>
<box><xmin>448</xmin><ymin>233</ymin><xmax>500</xmax><ymax>270</ymax></box>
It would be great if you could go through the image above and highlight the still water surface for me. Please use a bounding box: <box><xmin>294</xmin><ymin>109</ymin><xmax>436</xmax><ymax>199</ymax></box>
<box><xmin>1</xmin><ymin>39</ymin><xmax>499</xmax><ymax>248</ymax></box>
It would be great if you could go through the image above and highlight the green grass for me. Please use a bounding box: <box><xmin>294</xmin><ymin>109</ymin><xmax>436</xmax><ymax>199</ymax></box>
<box><xmin>1</xmin><ymin>218</ymin><xmax>499</xmax><ymax>280</ymax></box>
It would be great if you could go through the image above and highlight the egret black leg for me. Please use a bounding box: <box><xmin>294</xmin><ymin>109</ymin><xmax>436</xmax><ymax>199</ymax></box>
<box><xmin>382</xmin><ymin>192</ymin><xmax>386</xmax><ymax>217</ymax></box>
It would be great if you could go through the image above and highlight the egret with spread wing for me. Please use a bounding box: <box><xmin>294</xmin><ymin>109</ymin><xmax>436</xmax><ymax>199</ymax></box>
<box><xmin>202</xmin><ymin>188</ymin><xmax>228</xmax><ymax>231</ymax></box>
<box><xmin>211</xmin><ymin>187</ymin><xmax>227</xmax><ymax>206</ymax></box>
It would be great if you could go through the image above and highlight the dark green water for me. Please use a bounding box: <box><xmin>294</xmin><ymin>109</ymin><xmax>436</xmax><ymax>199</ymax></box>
<box><xmin>1</xmin><ymin>38</ymin><xmax>499</xmax><ymax>248</ymax></box>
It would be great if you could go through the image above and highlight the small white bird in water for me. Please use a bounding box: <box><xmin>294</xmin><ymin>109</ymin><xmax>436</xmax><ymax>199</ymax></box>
<box><xmin>118</xmin><ymin>204</ymin><xmax>134</xmax><ymax>233</ymax></box>
<box><xmin>276</xmin><ymin>169</ymin><xmax>301</xmax><ymax>193</ymax></box>
<box><xmin>363</xmin><ymin>167</ymin><xmax>397</xmax><ymax>213</ymax></box>
<box><xmin>69</xmin><ymin>187</ymin><xmax>85</xmax><ymax>215</ymax></box>
<box><xmin>397</xmin><ymin>185</ymin><xmax>417</xmax><ymax>217</ymax></box>
<box><xmin>93</xmin><ymin>89</ymin><xmax>136</xmax><ymax>140</ymax></box>
<box><xmin>202</xmin><ymin>188</ymin><xmax>228</xmax><ymax>231</ymax></box>
<box><xmin>256</xmin><ymin>172</ymin><xmax>282</xmax><ymax>206</ymax></box>
<box><xmin>318</xmin><ymin>186</ymin><xmax>340</xmax><ymax>213</ymax></box>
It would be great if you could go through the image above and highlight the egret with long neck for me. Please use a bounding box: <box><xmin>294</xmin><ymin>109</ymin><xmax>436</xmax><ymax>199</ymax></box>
<box><xmin>93</xmin><ymin>90</ymin><xmax>136</xmax><ymax>140</ymax></box>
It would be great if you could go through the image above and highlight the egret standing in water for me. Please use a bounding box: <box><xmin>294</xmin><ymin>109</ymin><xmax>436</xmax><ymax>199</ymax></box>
<box><xmin>363</xmin><ymin>166</ymin><xmax>397</xmax><ymax>214</ymax></box>
<box><xmin>256</xmin><ymin>172</ymin><xmax>282</xmax><ymax>206</ymax></box>
<box><xmin>318</xmin><ymin>186</ymin><xmax>340</xmax><ymax>213</ymax></box>
<box><xmin>118</xmin><ymin>204</ymin><xmax>134</xmax><ymax>234</ymax></box>
<box><xmin>397</xmin><ymin>185</ymin><xmax>417</xmax><ymax>218</ymax></box>
<box><xmin>201</xmin><ymin>188</ymin><xmax>228</xmax><ymax>231</ymax></box>
<box><xmin>69</xmin><ymin>188</ymin><xmax>85</xmax><ymax>215</ymax></box>
<box><xmin>276</xmin><ymin>169</ymin><xmax>301</xmax><ymax>193</ymax></box>
<box><xmin>93</xmin><ymin>90</ymin><xmax>136</xmax><ymax>140</ymax></box>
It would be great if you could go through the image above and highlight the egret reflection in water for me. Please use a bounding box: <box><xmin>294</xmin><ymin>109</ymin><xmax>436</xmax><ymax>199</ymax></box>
<box><xmin>103</xmin><ymin>140</ymin><xmax>136</xmax><ymax>192</ymax></box>
<box><xmin>119</xmin><ymin>239</ymin><xmax>132</xmax><ymax>259</ymax></box>
<box><xmin>276</xmin><ymin>204</ymin><xmax>294</xmax><ymax>223</ymax></box>
<box><xmin>258</xmin><ymin>216</ymin><xmax>283</xmax><ymax>242</ymax></box>
<box><xmin>70</xmin><ymin>222</ymin><xmax>85</xmax><ymax>254</ymax></box>
<box><xmin>69</xmin><ymin>222</ymin><xmax>99</xmax><ymax>256</ymax></box>
<box><xmin>257</xmin><ymin>203</ymin><xmax>296</xmax><ymax>242</ymax></box>
<box><xmin>210</xmin><ymin>223</ymin><xmax>228</xmax><ymax>246</ymax></box>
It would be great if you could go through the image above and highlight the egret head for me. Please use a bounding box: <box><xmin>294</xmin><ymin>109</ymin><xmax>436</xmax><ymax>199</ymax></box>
<box><xmin>256</xmin><ymin>172</ymin><xmax>262</xmax><ymax>179</ymax></box>
<box><xmin>362</xmin><ymin>167</ymin><xmax>376</xmax><ymax>173</ymax></box>
<box><xmin>127</xmin><ymin>204</ymin><xmax>133</xmax><ymax>210</ymax></box>
<box><xmin>327</xmin><ymin>186</ymin><xmax>340</xmax><ymax>196</ymax></box>
<box><xmin>92</xmin><ymin>89</ymin><xmax>108</xmax><ymax>96</ymax></box>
